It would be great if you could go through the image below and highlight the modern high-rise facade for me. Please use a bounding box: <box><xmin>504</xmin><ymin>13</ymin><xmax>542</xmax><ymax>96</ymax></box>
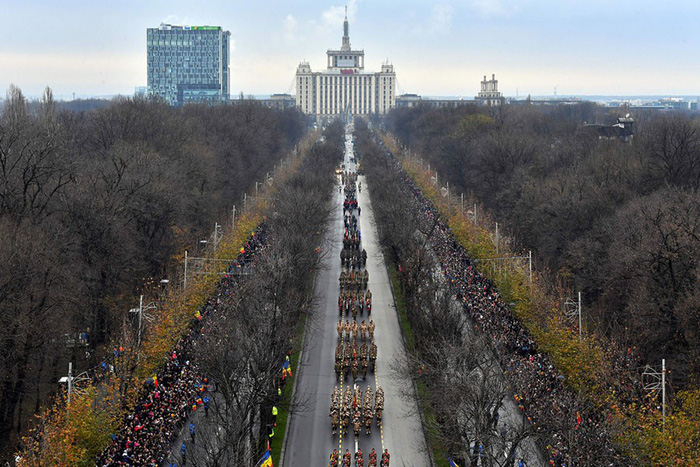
<box><xmin>295</xmin><ymin>10</ymin><xmax>396</xmax><ymax>122</ymax></box>
<box><xmin>147</xmin><ymin>24</ymin><xmax>230</xmax><ymax>106</ymax></box>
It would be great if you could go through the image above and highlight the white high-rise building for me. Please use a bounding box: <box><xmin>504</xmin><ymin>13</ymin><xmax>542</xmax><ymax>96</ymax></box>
<box><xmin>295</xmin><ymin>9</ymin><xmax>396</xmax><ymax>122</ymax></box>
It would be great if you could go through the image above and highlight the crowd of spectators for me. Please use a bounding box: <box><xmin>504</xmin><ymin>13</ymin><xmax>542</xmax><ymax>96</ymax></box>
<box><xmin>97</xmin><ymin>225</ymin><xmax>268</xmax><ymax>466</ymax></box>
<box><xmin>375</xmin><ymin>141</ymin><xmax>638</xmax><ymax>466</ymax></box>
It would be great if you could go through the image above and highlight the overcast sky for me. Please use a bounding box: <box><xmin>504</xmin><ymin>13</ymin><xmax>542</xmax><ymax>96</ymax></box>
<box><xmin>2</xmin><ymin>0</ymin><xmax>699</xmax><ymax>99</ymax></box>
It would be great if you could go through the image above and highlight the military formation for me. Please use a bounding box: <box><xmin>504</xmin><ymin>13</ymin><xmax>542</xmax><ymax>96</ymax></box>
<box><xmin>334</xmin><ymin>328</ymin><xmax>377</xmax><ymax>380</ymax></box>
<box><xmin>329</xmin><ymin>386</ymin><xmax>383</xmax><ymax>437</ymax></box>
<box><xmin>329</xmin><ymin>447</ymin><xmax>390</xmax><ymax>467</ymax></box>
<box><xmin>328</xmin><ymin>141</ymin><xmax>389</xmax><ymax>466</ymax></box>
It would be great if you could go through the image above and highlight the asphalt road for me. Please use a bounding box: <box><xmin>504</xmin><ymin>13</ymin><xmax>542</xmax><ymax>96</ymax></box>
<box><xmin>284</xmin><ymin>128</ymin><xmax>430</xmax><ymax>467</ymax></box>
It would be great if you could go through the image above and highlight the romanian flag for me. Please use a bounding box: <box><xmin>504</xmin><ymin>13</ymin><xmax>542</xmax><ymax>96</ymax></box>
<box><xmin>448</xmin><ymin>458</ymin><xmax>460</xmax><ymax>467</ymax></box>
<box><xmin>257</xmin><ymin>449</ymin><xmax>273</xmax><ymax>467</ymax></box>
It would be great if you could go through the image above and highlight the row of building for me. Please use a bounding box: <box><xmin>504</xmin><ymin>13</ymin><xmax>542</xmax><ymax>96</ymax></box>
<box><xmin>145</xmin><ymin>13</ymin><xmax>503</xmax><ymax>121</ymax></box>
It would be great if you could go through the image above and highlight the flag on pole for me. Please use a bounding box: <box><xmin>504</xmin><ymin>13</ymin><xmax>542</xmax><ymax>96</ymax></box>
<box><xmin>257</xmin><ymin>449</ymin><xmax>273</xmax><ymax>467</ymax></box>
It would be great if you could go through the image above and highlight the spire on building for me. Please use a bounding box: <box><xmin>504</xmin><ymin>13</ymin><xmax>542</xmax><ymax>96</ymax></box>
<box><xmin>341</xmin><ymin>6</ymin><xmax>351</xmax><ymax>51</ymax></box>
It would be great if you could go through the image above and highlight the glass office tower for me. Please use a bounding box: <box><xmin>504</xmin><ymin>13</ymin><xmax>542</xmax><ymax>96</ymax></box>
<box><xmin>147</xmin><ymin>24</ymin><xmax>230</xmax><ymax>106</ymax></box>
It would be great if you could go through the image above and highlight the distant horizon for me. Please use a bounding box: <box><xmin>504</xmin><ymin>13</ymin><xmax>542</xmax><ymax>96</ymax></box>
<box><xmin>2</xmin><ymin>2</ymin><xmax>700</xmax><ymax>98</ymax></box>
<box><xmin>4</xmin><ymin>92</ymin><xmax>699</xmax><ymax>104</ymax></box>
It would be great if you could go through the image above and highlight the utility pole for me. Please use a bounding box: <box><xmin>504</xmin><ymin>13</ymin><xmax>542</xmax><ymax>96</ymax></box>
<box><xmin>461</xmin><ymin>193</ymin><xmax>464</xmax><ymax>215</ymax></box>
<box><xmin>446</xmin><ymin>182</ymin><xmax>450</xmax><ymax>214</ymax></box>
<box><xmin>495</xmin><ymin>222</ymin><xmax>499</xmax><ymax>255</ymax></box>
<box><xmin>662</xmin><ymin>359</ymin><xmax>666</xmax><ymax>430</ymax></box>
<box><xmin>184</xmin><ymin>250</ymin><xmax>188</xmax><ymax>291</ymax></box>
<box><xmin>129</xmin><ymin>295</ymin><xmax>156</xmax><ymax>361</ymax></box>
<box><xmin>244</xmin><ymin>193</ymin><xmax>247</xmax><ymax>211</ymax></box>
<box><xmin>232</xmin><ymin>205</ymin><xmax>236</xmax><ymax>231</ymax></box>
<box><xmin>643</xmin><ymin>360</ymin><xmax>668</xmax><ymax>429</ymax></box>
<box><xmin>137</xmin><ymin>295</ymin><xmax>143</xmax><ymax>352</ymax></box>
<box><xmin>578</xmin><ymin>291</ymin><xmax>582</xmax><ymax>340</ymax></box>
<box><xmin>529</xmin><ymin>250</ymin><xmax>533</xmax><ymax>291</ymax></box>
<box><xmin>474</xmin><ymin>203</ymin><xmax>477</xmax><ymax>225</ymax></box>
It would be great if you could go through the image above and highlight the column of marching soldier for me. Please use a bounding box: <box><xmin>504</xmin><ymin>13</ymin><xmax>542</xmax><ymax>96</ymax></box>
<box><xmin>328</xmin><ymin>166</ymin><xmax>390</xmax><ymax>467</ymax></box>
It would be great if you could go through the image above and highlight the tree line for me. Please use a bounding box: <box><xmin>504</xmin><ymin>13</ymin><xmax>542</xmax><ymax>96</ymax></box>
<box><xmin>386</xmin><ymin>104</ymin><xmax>700</xmax><ymax>388</ymax></box>
<box><xmin>0</xmin><ymin>85</ymin><xmax>308</xmax><ymax>459</ymax></box>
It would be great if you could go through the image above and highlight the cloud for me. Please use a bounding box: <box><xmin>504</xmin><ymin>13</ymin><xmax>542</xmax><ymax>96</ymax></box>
<box><xmin>429</xmin><ymin>4</ymin><xmax>454</xmax><ymax>33</ymax></box>
<box><xmin>282</xmin><ymin>14</ymin><xmax>298</xmax><ymax>43</ymax></box>
<box><xmin>320</xmin><ymin>0</ymin><xmax>357</xmax><ymax>32</ymax></box>
<box><xmin>471</xmin><ymin>0</ymin><xmax>504</xmax><ymax>15</ymax></box>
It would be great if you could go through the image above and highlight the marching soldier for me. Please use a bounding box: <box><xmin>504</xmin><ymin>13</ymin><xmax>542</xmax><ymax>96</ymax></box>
<box><xmin>381</xmin><ymin>449</ymin><xmax>390</xmax><ymax>467</ymax></box>
<box><xmin>355</xmin><ymin>448</ymin><xmax>364</xmax><ymax>467</ymax></box>
<box><xmin>344</xmin><ymin>320</ymin><xmax>352</xmax><ymax>340</ymax></box>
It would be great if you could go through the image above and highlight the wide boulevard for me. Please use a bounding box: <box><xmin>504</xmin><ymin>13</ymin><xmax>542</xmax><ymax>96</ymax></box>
<box><xmin>284</xmin><ymin>127</ymin><xmax>430</xmax><ymax>466</ymax></box>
